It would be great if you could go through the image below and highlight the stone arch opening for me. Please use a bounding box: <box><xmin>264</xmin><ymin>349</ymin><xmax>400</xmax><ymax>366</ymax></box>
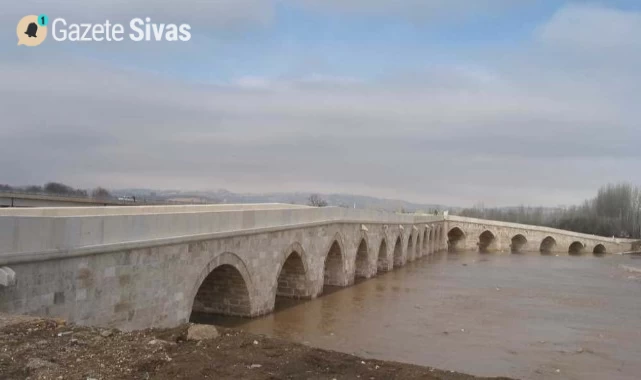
<box><xmin>393</xmin><ymin>236</ymin><xmax>403</xmax><ymax>268</ymax></box>
<box><xmin>540</xmin><ymin>236</ymin><xmax>557</xmax><ymax>254</ymax></box>
<box><xmin>431</xmin><ymin>227</ymin><xmax>437</xmax><ymax>253</ymax></box>
<box><xmin>276</xmin><ymin>251</ymin><xmax>309</xmax><ymax>299</ymax></box>
<box><xmin>423</xmin><ymin>229</ymin><xmax>428</xmax><ymax>254</ymax></box>
<box><xmin>478</xmin><ymin>230</ymin><xmax>497</xmax><ymax>253</ymax></box>
<box><xmin>593</xmin><ymin>244</ymin><xmax>607</xmax><ymax>255</ymax></box>
<box><xmin>355</xmin><ymin>238</ymin><xmax>370</xmax><ymax>279</ymax></box>
<box><xmin>511</xmin><ymin>234</ymin><xmax>528</xmax><ymax>253</ymax></box>
<box><xmin>191</xmin><ymin>264</ymin><xmax>251</xmax><ymax>318</ymax></box>
<box><xmin>407</xmin><ymin>233</ymin><xmax>415</xmax><ymax>261</ymax></box>
<box><xmin>324</xmin><ymin>241</ymin><xmax>345</xmax><ymax>289</ymax></box>
<box><xmin>569</xmin><ymin>241</ymin><xmax>585</xmax><ymax>255</ymax></box>
<box><xmin>448</xmin><ymin>227</ymin><xmax>465</xmax><ymax>252</ymax></box>
<box><xmin>377</xmin><ymin>238</ymin><xmax>389</xmax><ymax>272</ymax></box>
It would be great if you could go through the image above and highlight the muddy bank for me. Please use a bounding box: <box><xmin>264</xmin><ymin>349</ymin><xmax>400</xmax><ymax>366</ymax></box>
<box><xmin>0</xmin><ymin>314</ymin><xmax>513</xmax><ymax>380</ymax></box>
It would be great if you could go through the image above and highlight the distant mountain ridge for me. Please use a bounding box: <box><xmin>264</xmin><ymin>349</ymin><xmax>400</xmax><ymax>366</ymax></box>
<box><xmin>112</xmin><ymin>188</ymin><xmax>451</xmax><ymax>213</ymax></box>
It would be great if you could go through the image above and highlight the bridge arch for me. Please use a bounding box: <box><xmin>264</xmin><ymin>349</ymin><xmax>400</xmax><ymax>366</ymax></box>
<box><xmin>323</xmin><ymin>234</ymin><xmax>349</xmax><ymax>290</ymax></box>
<box><xmin>189</xmin><ymin>252</ymin><xmax>254</xmax><ymax>319</ymax></box>
<box><xmin>422</xmin><ymin>229</ymin><xmax>428</xmax><ymax>256</ymax></box>
<box><xmin>540</xmin><ymin>236</ymin><xmax>557</xmax><ymax>254</ymax></box>
<box><xmin>593</xmin><ymin>244</ymin><xmax>607</xmax><ymax>255</ymax></box>
<box><xmin>407</xmin><ymin>232</ymin><xmax>416</xmax><ymax>262</ymax></box>
<box><xmin>430</xmin><ymin>225</ymin><xmax>438</xmax><ymax>253</ymax></box>
<box><xmin>433</xmin><ymin>225</ymin><xmax>439</xmax><ymax>252</ymax></box>
<box><xmin>569</xmin><ymin>241</ymin><xmax>585</xmax><ymax>256</ymax></box>
<box><xmin>447</xmin><ymin>227</ymin><xmax>466</xmax><ymax>252</ymax></box>
<box><xmin>478</xmin><ymin>230</ymin><xmax>498</xmax><ymax>253</ymax></box>
<box><xmin>416</xmin><ymin>231</ymin><xmax>423</xmax><ymax>258</ymax></box>
<box><xmin>276</xmin><ymin>243</ymin><xmax>312</xmax><ymax>300</ymax></box>
<box><xmin>354</xmin><ymin>237</ymin><xmax>371</xmax><ymax>279</ymax></box>
<box><xmin>393</xmin><ymin>235</ymin><xmax>404</xmax><ymax>268</ymax></box>
<box><xmin>377</xmin><ymin>237</ymin><xmax>390</xmax><ymax>272</ymax></box>
<box><xmin>428</xmin><ymin>227</ymin><xmax>435</xmax><ymax>254</ymax></box>
<box><xmin>511</xmin><ymin>234</ymin><xmax>528</xmax><ymax>253</ymax></box>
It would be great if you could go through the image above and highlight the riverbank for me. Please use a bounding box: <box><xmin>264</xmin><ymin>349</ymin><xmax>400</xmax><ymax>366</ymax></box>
<box><xmin>0</xmin><ymin>314</ymin><xmax>513</xmax><ymax>380</ymax></box>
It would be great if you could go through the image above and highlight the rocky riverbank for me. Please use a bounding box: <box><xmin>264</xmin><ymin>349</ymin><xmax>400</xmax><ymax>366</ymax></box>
<box><xmin>0</xmin><ymin>314</ymin><xmax>513</xmax><ymax>380</ymax></box>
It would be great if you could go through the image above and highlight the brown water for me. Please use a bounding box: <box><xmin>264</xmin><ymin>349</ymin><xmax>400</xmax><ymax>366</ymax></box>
<box><xmin>208</xmin><ymin>251</ymin><xmax>641</xmax><ymax>380</ymax></box>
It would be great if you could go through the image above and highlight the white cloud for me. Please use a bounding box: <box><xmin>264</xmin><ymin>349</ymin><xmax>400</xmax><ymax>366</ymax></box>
<box><xmin>290</xmin><ymin>0</ymin><xmax>525</xmax><ymax>20</ymax></box>
<box><xmin>235</xmin><ymin>76</ymin><xmax>274</xmax><ymax>89</ymax></box>
<box><xmin>4</xmin><ymin>0</ymin><xmax>274</xmax><ymax>29</ymax></box>
<box><xmin>537</xmin><ymin>3</ymin><xmax>641</xmax><ymax>51</ymax></box>
<box><xmin>1</xmin><ymin>3</ymin><xmax>640</xmax><ymax>207</ymax></box>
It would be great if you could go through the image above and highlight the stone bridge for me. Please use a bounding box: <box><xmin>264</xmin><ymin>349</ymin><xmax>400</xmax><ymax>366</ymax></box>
<box><xmin>0</xmin><ymin>205</ymin><xmax>633</xmax><ymax>330</ymax></box>
<box><xmin>445</xmin><ymin>215</ymin><xmax>631</xmax><ymax>255</ymax></box>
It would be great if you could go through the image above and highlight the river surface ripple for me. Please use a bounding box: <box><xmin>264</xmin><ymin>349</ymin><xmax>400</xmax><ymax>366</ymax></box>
<box><xmin>207</xmin><ymin>251</ymin><xmax>641</xmax><ymax>380</ymax></box>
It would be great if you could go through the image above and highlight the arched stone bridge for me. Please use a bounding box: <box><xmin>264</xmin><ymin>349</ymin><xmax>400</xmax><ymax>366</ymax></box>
<box><xmin>0</xmin><ymin>205</ymin><xmax>633</xmax><ymax>330</ymax></box>
<box><xmin>445</xmin><ymin>215</ymin><xmax>631</xmax><ymax>255</ymax></box>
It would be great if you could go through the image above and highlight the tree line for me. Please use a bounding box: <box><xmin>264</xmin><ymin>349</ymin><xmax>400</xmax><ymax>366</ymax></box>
<box><xmin>457</xmin><ymin>183</ymin><xmax>641</xmax><ymax>239</ymax></box>
<box><xmin>0</xmin><ymin>182</ymin><xmax>112</xmax><ymax>199</ymax></box>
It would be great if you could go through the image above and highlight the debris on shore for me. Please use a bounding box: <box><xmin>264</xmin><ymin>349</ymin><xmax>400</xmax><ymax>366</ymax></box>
<box><xmin>0</xmin><ymin>313</ymin><xmax>513</xmax><ymax>380</ymax></box>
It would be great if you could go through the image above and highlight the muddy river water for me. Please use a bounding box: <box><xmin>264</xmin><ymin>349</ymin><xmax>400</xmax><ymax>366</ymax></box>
<box><xmin>212</xmin><ymin>251</ymin><xmax>641</xmax><ymax>379</ymax></box>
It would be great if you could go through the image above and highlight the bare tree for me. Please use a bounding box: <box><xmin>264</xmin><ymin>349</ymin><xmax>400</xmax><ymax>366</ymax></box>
<box><xmin>44</xmin><ymin>182</ymin><xmax>73</xmax><ymax>195</ymax></box>
<box><xmin>308</xmin><ymin>194</ymin><xmax>328</xmax><ymax>207</ymax></box>
<box><xmin>458</xmin><ymin>183</ymin><xmax>641</xmax><ymax>238</ymax></box>
<box><xmin>91</xmin><ymin>187</ymin><xmax>111</xmax><ymax>199</ymax></box>
<box><xmin>44</xmin><ymin>182</ymin><xmax>87</xmax><ymax>197</ymax></box>
<box><xmin>24</xmin><ymin>185</ymin><xmax>43</xmax><ymax>193</ymax></box>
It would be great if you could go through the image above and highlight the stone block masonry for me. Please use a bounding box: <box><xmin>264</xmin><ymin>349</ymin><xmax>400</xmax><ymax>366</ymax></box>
<box><xmin>0</xmin><ymin>205</ymin><xmax>632</xmax><ymax>330</ymax></box>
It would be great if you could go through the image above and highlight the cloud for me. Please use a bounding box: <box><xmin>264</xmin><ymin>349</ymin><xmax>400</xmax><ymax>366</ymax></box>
<box><xmin>537</xmin><ymin>3</ymin><xmax>641</xmax><ymax>51</ymax></box>
<box><xmin>5</xmin><ymin>0</ymin><xmax>526</xmax><ymax>27</ymax></box>
<box><xmin>4</xmin><ymin>0</ymin><xmax>274</xmax><ymax>29</ymax></box>
<box><xmin>290</xmin><ymin>0</ymin><xmax>526</xmax><ymax>20</ymax></box>
<box><xmin>1</xmin><ymin>3</ymin><xmax>640</xmax><ymax>207</ymax></box>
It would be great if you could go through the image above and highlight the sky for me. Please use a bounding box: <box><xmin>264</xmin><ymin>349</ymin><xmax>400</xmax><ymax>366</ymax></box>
<box><xmin>1</xmin><ymin>1</ymin><xmax>640</xmax><ymax>207</ymax></box>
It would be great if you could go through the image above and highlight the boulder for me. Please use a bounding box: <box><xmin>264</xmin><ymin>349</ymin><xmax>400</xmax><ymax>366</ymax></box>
<box><xmin>187</xmin><ymin>324</ymin><xmax>219</xmax><ymax>341</ymax></box>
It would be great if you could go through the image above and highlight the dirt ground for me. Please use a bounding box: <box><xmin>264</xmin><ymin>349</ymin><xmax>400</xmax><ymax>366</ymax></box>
<box><xmin>0</xmin><ymin>314</ymin><xmax>514</xmax><ymax>380</ymax></box>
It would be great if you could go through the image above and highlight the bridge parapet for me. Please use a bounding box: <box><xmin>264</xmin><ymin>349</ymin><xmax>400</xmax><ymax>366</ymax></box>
<box><xmin>0</xmin><ymin>205</ymin><xmax>443</xmax><ymax>265</ymax></box>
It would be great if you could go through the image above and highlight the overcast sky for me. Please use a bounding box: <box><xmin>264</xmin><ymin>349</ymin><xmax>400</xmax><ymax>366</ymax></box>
<box><xmin>1</xmin><ymin>1</ymin><xmax>640</xmax><ymax>207</ymax></box>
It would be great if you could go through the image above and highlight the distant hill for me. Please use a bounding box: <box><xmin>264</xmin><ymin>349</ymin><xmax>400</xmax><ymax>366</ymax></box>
<box><xmin>111</xmin><ymin>188</ymin><xmax>451</xmax><ymax>213</ymax></box>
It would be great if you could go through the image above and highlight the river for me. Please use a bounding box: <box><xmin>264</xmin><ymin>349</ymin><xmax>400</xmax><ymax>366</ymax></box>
<box><xmin>201</xmin><ymin>251</ymin><xmax>641</xmax><ymax>380</ymax></box>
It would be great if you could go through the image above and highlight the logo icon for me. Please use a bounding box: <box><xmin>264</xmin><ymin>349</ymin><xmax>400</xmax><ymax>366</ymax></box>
<box><xmin>25</xmin><ymin>22</ymin><xmax>39</xmax><ymax>38</ymax></box>
<box><xmin>17</xmin><ymin>15</ymin><xmax>48</xmax><ymax>47</ymax></box>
